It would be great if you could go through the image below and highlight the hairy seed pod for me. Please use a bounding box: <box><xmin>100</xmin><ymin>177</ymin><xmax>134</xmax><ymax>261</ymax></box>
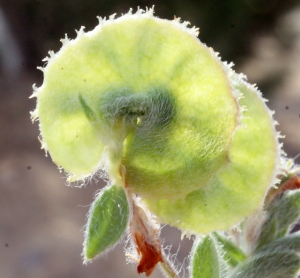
<box><xmin>31</xmin><ymin>7</ymin><xmax>281</xmax><ymax>234</ymax></box>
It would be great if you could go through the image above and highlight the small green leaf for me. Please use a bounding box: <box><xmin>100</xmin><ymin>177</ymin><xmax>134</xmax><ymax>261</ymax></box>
<box><xmin>191</xmin><ymin>234</ymin><xmax>229</xmax><ymax>278</ymax></box>
<box><xmin>257</xmin><ymin>232</ymin><xmax>300</xmax><ymax>254</ymax></box>
<box><xmin>83</xmin><ymin>185</ymin><xmax>130</xmax><ymax>261</ymax></box>
<box><xmin>256</xmin><ymin>189</ymin><xmax>300</xmax><ymax>251</ymax></box>
<box><xmin>229</xmin><ymin>250</ymin><xmax>300</xmax><ymax>278</ymax></box>
<box><xmin>255</xmin><ymin>218</ymin><xmax>277</xmax><ymax>251</ymax></box>
<box><xmin>231</xmin><ymin>233</ymin><xmax>300</xmax><ymax>278</ymax></box>
<box><xmin>212</xmin><ymin>232</ymin><xmax>246</xmax><ymax>267</ymax></box>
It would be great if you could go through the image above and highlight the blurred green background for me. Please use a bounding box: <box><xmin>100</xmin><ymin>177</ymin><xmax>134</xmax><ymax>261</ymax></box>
<box><xmin>0</xmin><ymin>1</ymin><xmax>300</xmax><ymax>277</ymax></box>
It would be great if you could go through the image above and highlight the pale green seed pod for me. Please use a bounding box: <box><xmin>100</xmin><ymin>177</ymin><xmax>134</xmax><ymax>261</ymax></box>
<box><xmin>31</xmin><ymin>7</ymin><xmax>281</xmax><ymax>234</ymax></box>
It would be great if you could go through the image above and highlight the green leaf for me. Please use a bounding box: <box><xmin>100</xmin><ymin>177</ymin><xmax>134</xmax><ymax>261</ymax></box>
<box><xmin>231</xmin><ymin>233</ymin><xmax>300</xmax><ymax>278</ymax></box>
<box><xmin>83</xmin><ymin>185</ymin><xmax>130</xmax><ymax>261</ymax></box>
<box><xmin>229</xmin><ymin>250</ymin><xmax>300</xmax><ymax>278</ymax></box>
<box><xmin>212</xmin><ymin>232</ymin><xmax>246</xmax><ymax>267</ymax></box>
<box><xmin>255</xmin><ymin>217</ymin><xmax>277</xmax><ymax>251</ymax></box>
<box><xmin>191</xmin><ymin>234</ymin><xmax>229</xmax><ymax>278</ymax></box>
<box><xmin>257</xmin><ymin>232</ymin><xmax>300</xmax><ymax>254</ymax></box>
<box><xmin>256</xmin><ymin>189</ymin><xmax>300</xmax><ymax>251</ymax></box>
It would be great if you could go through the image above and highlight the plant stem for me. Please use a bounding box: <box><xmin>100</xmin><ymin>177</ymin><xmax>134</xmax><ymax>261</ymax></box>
<box><xmin>159</xmin><ymin>249</ymin><xmax>180</xmax><ymax>278</ymax></box>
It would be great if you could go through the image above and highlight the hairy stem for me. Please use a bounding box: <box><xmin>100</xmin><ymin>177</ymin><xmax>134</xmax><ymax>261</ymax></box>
<box><xmin>159</xmin><ymin>249</ymin><xmax>180</xmax><ymax>278</ymax></box>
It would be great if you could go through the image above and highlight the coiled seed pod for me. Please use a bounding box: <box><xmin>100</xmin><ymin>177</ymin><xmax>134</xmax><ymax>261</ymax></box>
<box><xmin>31</xmin><ymin>7</ymin><xmax>281</xmax><ymax>234</ymax></box>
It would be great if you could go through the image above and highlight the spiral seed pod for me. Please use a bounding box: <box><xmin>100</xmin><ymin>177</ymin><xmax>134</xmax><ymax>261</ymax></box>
<box><xmin>31</xmin><ymin>7</ymin><xmax>281</xmax><ymax>234</ymax></box>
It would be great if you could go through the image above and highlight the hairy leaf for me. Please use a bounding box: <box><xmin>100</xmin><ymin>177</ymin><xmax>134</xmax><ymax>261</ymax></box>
<box><xmin>213</xmin><ymin>232</ymin><xmax>246</xmax><ymax>267</ymax></box>
<box><xmin>83</xmin><ymin>185</ymin><xmax>130</xmax><ymax>261</ymax></box>
<box><xmin>229</xmin><ymin>250</ymin><xmax>300</xmax><ymax>278</ymax></box>
<box><xmin>191</xmin><ymin>234</ymin><xmax>229</xmax><ymax>278</ymax></box>
<box><xmin>256</xmin><ymin>189</ymin><xmax>300</xmax><ymax>250</ymax></box>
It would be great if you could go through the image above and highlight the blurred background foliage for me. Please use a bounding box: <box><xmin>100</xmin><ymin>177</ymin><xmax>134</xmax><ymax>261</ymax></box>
<box><xmin>0</xmin><ymin>0</ymin><xmax>298</xmax><ymax>71</ymax></box>
<box><xmin>0</xmin><ymin>1</ymin><xmax>300</xmax><ymax>278</ymax></box>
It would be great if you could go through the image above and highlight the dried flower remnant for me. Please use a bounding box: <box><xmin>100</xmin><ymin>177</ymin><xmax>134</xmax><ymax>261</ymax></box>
<box><xmin>130</xmin><ymin>199</ymin><xmax>163</xmax><ymax>276</ymax></box>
